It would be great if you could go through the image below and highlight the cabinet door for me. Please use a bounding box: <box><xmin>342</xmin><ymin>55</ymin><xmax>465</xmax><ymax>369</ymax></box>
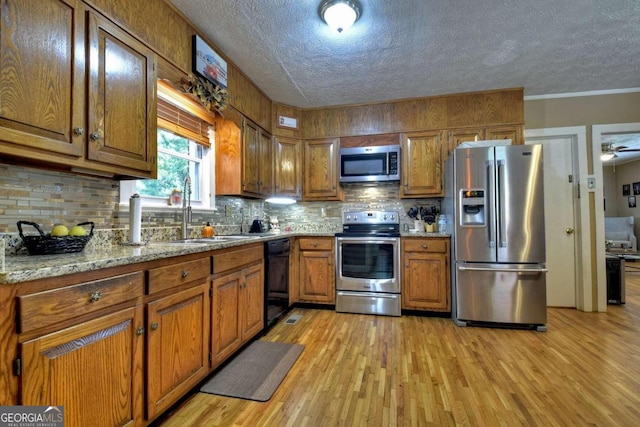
<box><xmin>0</xmin><ymin>0</ymin><xmax>85</xmax><ymax>157</ymax></box>
<box><xmin>258</xmin><ymin>128</ymin><xmax>274</xmax><ymax>195</ymax></box>
<box><xmin>274</xmin><ymin>137</ymin><xmax>302</xmax><ymax>198</ymax></box>
<box><xmin>400</xmin><ymin>131</ymin><xmax>443</xmax><ymax>197</ymax></box>
<box><xmin>299</xmin><ymin>250</ymin><xmax>335</xmax><ymax>303</ymax></box>
<box><xmin>485</xmin><ymin>125</ymin><xmax>523</xmax><ymax>145</ymax></box>
<box><xmin>21</xmin><ymin>306</ymin><xmax>144</xmax><ymax>427</ymax></box>
<box><xmin>304</xmin><ymin>138</ymin><xmax>340</xmax><ymax>200</ymax></box>
<box><xmin>211</xmin><ymin>271</ymin><xmax>241</xmax><ymax>366</ymax></box>
<box><xmin>86</xmin><ymin>10</ymin><xmax>157</xmax><ymax>175</ymax></box>
<box><xmin>402</xmin><ymin>252</ymin><xmax>449</xmax><ymax>311</ymax></box>
<box><xmin>240</xmin><ymin>262</ymin><xmax>265</xmax><ymax>341</ymax></box>
<box><xmin>146</xmin><ymin>283</ymin><xmax>209</xmax><ymax>420</ymax></box>
<box><xmin>242</xmin><ymin>119</ymin><xmax>260</xmax><ymax>194</ymax></box>
<box><xmin>446</xmin><ymin>128</ymin><xmax>484</xmax><ymax>159</ymax></box>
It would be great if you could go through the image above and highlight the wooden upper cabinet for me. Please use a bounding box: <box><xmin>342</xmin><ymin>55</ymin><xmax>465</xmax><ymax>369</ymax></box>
<box><xmin>242</xmin><ymin>118</ymin><xmax>260</xmax><ymax>194</ymax></box>
<box><xmin>274</xmin><ymin>136</ymin><xmax>302</xmax><ymax>199</ymax></box>
<box><xmin>485</xmin><ymin>125</ymin><xmax>524</xmax><ymax>145</ymax></box>
<box><xmin>241</xmin><ymin>118</ymin><xmax>272</xmax><ymax>197</ymax></box>
<box><xmin>304</xmin><ymin>138</ymin><xmax>341</xmax><ymax>201</ymax></box>
<box><xmin>0</xmin><ymin>0</ymin><xmax>157</xmax><ymax>178</ymax></box>
<box><xmin>258</xmin><ymin>127</ymin><xmax>274</xmax><ymax>195</ymax></box>
<box><xmin>400</xmin><ymin>131</ymin><xmax>444</xmax><ymax>198</ymax></box>
<box><xmin>446</xmin><ymin>128</ymin><xmax>484</xmax><ymax>159</ymax></box>
<box><xmin>85</xmin><ymin>10</ymin><xmax>157</xmax><ymax>176</ymax></box>
<box><xmin>0</xmin><ymin>0</ymin><xmax>85</xmax><ymax>157</ymax></box>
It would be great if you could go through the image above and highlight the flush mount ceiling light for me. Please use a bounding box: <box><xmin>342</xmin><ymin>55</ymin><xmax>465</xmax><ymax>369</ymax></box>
<box><xmin>319</xmin><ymin>0</ymin><xmax>361</xmax><ymax>33</ymax></box>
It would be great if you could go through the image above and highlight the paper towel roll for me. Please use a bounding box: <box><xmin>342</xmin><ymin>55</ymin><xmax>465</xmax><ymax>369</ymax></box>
<box><xmin>129</xmin><ymin>194</ymin><xmax>142</xmax><ymax>244</ymax></box>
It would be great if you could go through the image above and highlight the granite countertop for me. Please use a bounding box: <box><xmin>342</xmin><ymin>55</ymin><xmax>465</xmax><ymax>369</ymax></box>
<box><xmin>0</xmin><ymin>231</ymin><xmax>448</xmax><ymax>285</ymax></box>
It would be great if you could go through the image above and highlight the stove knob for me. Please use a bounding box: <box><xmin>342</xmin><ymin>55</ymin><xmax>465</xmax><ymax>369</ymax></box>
<box><xmin>346</xmin><ymin>215</ymin><xmax>351</xmax><ymax>221</ymax></box>
<box><xmin>383</xmin><ymin>215</ymin><xmax>388</xmax><ymax>220</ymax></box>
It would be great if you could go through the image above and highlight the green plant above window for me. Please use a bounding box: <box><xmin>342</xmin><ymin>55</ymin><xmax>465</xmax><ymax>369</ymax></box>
<box><xmin>181</xmin><ymin>74</ymin><xmax>229</xmax><ymax>112</ymax></box>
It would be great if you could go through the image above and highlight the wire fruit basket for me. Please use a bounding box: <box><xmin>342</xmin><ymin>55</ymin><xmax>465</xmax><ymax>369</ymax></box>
<box><xmin>17</xmin><ymin>221</ymin><xmax>94</xmax><ymax>255</ymax></box>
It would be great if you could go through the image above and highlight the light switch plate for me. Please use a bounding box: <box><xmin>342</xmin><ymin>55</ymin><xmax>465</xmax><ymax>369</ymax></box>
<box><xmin>587</xmin><ymin>176</ymin><xmax>596</xmax><ymax>189</ymax></box>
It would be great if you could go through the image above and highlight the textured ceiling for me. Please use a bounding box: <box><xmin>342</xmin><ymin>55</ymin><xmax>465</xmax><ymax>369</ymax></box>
<box><xmin>168</xmin><ymin>0</ymin><xmax>640</xmax><ymax>109</ymax></box>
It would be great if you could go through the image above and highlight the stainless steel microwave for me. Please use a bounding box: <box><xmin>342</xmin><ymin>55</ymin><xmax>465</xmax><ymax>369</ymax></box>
<box><xmin>339</xmin><ymin>144</ymin><xmax>400</xmax><ymax>183</ymax></box>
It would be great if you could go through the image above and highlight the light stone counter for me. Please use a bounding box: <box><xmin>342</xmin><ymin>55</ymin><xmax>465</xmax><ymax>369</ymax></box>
<box><xmin>1</xmin><ymin>231</ymin><xmax>447</xmax><ymax>284</ymax></box>
<box><xmin>0</xmin><ymin>232</ymin><xmax>335</xmax><ymax>285</ymax></box>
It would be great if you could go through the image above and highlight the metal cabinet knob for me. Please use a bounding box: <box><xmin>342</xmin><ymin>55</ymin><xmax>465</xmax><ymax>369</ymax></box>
<box><xmin>312</xmin><ymin>242</ymin><xmax>318</xmax><ymax>248</ymax></box>
<box><xmin>181</xmin><ymin>269</ymin><xmax>189</xmax><ymax>278</ymax></box>
<box><xmin>136</xmin><ymin>327</ymin><xmax>145</xmax><ymax>336</ymax></box>
<box><xmin>421</xmin><ymin>244</ymin><xmax>428</xmax><ymax>249</ymax></box>
<box><xmin>90</xmin><ymin>132</ymin><xmax>100</xmax><ymax>140</ymax></box>
<box><xmin>73</xmin><ymin>127</ymin><xmax>84</xmax><ymax>136</ymax></box>
<box><xmin>150</xmin><ymin>322</ymin><xmax>159</xmax><ymax>331</ymax></box>
<box><xmin>566</xmin><ymin>228</ymin><xmax>575</xmax><ymax>235</ymax></box>
<box><xmin>89</xmin><ymin>291</ymin><xmax>102</xmax><ymax>302</ymax></box>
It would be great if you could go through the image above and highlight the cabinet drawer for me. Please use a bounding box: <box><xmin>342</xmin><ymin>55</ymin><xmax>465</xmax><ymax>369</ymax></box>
<box><xmin>148</xmin><ymin>257</ymin><xmax>210</xmax><ymax>294</ymax></box>
<box><xmin>403</xmin><ymin>238</ymin><xmax>448</xmax><ymax>253</ymax></box>
<box><xmin>213</xmin><ymin>244</ymin><xmax>263</xmax><ymax>275</ymax></box>
<box><xmin>18</xmin><ymin>272</ymin><xmax>144</xmax><ymax>334</ymax></box>
<box><xmin>299</xmin><ymin>238</ymin><xmax>333</xmax><ymax>251</ymax></box>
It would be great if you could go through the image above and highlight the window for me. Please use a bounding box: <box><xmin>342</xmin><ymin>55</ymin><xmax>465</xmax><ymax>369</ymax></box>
<box><xmin>136</xmin><ymin>128</ymin><xmax>206</xmax><ymax>202</ymax></box>
<box><xmin>120</xmin><ymin>93</ymin><xmax>215</xmax><ymax>209</ymax></box>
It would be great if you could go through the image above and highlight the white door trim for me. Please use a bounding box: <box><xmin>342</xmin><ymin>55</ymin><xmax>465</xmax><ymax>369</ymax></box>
<box><xmin>593</xmin><ymin>123</ymin><xmax>640</xmax><ymax>311</ymax></box>
<box><xmin>525</xmin><ymin>126</ymin><xmax>593</xmax><ymax>311</ymax></box>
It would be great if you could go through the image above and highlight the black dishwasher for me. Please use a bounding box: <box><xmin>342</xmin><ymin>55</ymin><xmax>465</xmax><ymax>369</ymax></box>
<box><xmin>265</xmin><ymin>238</ymin><xmax>291</xmax><ymax>327</ymax></box>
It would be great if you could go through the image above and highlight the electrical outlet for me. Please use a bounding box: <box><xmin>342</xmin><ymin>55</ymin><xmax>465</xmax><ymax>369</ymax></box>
<box><xmin>225</xmin><ymin>205</ymin><xmax>232</xmax><ymax>216</ymax></box>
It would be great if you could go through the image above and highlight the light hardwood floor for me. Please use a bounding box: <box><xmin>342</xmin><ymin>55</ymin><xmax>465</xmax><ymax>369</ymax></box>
<box><xmin>154</xmin><ymin>268</ymin><xmax>640</xmax><ymax>426</ymax></box>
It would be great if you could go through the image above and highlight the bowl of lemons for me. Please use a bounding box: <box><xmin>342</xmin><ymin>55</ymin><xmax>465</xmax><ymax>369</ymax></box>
<box><xmin>17</xmin><ymin>221</ymin><xmax>94</xmax><ymax>255</ymax></box>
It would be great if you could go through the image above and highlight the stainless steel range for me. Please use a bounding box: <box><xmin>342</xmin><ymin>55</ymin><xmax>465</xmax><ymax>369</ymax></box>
<box><xmin>335</xmin><ymin>210</ymin><xmax>401</xmax><ymax>316</ymax></box>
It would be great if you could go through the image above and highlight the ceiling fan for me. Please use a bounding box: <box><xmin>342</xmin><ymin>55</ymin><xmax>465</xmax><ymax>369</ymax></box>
<box><xmin>600</xmin><ymin>143</ymin><xmax>640</xmax><ymax>161</ymax></box>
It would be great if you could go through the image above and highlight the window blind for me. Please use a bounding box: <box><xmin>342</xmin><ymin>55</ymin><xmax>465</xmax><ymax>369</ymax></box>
<box><xmin>157</xmin><ymin>98</ymin><xmax>211</xmax><ymax>147</ymax></box>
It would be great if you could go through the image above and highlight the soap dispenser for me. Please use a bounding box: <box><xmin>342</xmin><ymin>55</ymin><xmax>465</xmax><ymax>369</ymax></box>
<box><xmin>202</xmin><ymin>222</ymin><xmax>214</xmax><ymax>238</ymax></box>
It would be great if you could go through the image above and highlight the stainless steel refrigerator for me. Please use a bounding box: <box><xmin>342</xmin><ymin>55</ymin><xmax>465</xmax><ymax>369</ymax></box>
<box><xmin>443</xmin><ymin>144</ymin><xmax>548</xmax><ymax>331</ymax></box>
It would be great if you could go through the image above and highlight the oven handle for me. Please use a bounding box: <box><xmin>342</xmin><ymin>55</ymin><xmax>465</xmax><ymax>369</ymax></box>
<box><xmin>336</xmin><ymin>237</ymin><xmax>400</xmax><ymax>244</ymax></box>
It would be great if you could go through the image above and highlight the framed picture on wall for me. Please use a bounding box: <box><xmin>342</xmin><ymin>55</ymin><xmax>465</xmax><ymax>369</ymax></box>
<box><xmin>192</xmin><ymin>35</ymin><xmax>227</xmax><ymax>88</ymax></box>
<box><xmin>623</xmin><ymin>184</ymin><xmax>631</xmax><ymax>196</ymax></box>
<box><xmin>634</xmin><ymin>182</ymin><xmax>640</xmax><ymax>195</ymax></box>
<box><xmin>629</xmin><ymin>196</ymin><xmax>637</xmax><ymax>208</ymax></box>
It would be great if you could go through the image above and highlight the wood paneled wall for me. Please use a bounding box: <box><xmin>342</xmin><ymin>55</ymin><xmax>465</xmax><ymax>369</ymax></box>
<box><xmin>301</xmin><ymin>88</ymin><xmax>524</xmax><ymax>139</ymax></box>
<box><xmin>86</xmin><ymin>0</ymin><xmax>271</xmax><ymax>131</ymax></box>
<box><xmin>83</xmin><ymin>1</ymin><xmax>522</xmax><ymax>141</ymax></box>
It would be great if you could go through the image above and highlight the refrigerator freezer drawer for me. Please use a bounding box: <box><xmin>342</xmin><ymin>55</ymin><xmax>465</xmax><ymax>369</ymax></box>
<box><xmin>455</xmin><ymin>263</ymin><xmax>547</xmax><ymax>325</ymax></box>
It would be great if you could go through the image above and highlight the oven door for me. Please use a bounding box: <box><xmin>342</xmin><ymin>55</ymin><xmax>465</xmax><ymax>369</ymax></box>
<box><xmin>336</xmin><ymin>236</ymin><xmax>401</xmax><ymax>293</ymax></box>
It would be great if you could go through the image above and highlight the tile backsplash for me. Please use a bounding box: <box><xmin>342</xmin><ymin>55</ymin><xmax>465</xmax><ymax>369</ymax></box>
<box><xmin>1</xmin><ymin>163</ymin><xmax>440</xmax><ymax>253</ymax></box>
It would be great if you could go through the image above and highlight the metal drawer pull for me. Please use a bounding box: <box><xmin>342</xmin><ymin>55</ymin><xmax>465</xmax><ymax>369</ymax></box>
<box><xmin>458</xmin><ymin>266</ymin><xmax>548</xmax><ymax>273</ymax></box>
<box><xmin>312</xmin><ymin>242</ymin><xmax>318</xmax><ymax>247</ymax></box>
<box><xmin>421</xmin><ymin>244</ymin><xmax>428</xmax><ymax>249</ymax></box>
<box><xmin>151</xmin><ymin>322</ymin><xmax>159</xmax><ymax>331</ymax></box>
<box><xmin>181</xmin><ymin>269</ymin><xmax>189</xmax><ymax>278</ymax></box>
<box><xmin>89</xmin><ymin>291</ymin><xmax>102</xmax><ymax>302</ymax></box>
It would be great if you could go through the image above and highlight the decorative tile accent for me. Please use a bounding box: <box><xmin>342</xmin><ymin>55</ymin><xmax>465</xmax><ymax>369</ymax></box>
<box><xmin>0</xmin><ymin>163</ymin><xmax>443</xmax><ymax>256</ymax></box>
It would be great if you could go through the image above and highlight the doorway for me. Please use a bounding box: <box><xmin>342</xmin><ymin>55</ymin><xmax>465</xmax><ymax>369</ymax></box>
<box><xmin>593</xmin><ymin>123</ymin><xmax>640</xmax><ymax>310</ymax></box>
<box><xmin>526</xmin><ymin>127</ymin><xmax>591</xmax><ymax>310</ymax></box>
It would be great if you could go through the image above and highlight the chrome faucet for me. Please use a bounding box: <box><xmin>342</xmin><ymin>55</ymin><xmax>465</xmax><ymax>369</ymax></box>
<box><xmin>181</xmin><ymin>175</ymin><xmax>192</xmax><ymax>238</ymax></box>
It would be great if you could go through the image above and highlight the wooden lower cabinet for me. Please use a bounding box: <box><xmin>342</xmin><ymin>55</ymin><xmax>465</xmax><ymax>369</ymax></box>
<box><xmin>20</xmin><ymin>306</ymin><xmax>144</xmax><ymax>427</ymax></box>
<box><xmin>211</xmin><ymin>244</ymin><xmax>265</xmax><ymax>368</ymax></box>
<box><xmin>402</xmin><ymin>238</ymin><xmax>450</xmax><ymax>312</ymax></box>
<box><xmin>145</xmin><ymin>283</ymin><xmax>209</xmax><ymax>420</ymax></box>
<box><xmin>298</xmin><ymin>237</ymin><xmax>335</xmax><ymax>303</ymax></box>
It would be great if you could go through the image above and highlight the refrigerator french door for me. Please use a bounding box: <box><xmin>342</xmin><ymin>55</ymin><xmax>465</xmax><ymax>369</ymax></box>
<box><xmin>449</xmin><ymin>144</ymin><xmax>548</xmax><ymax>330</ymax></box>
